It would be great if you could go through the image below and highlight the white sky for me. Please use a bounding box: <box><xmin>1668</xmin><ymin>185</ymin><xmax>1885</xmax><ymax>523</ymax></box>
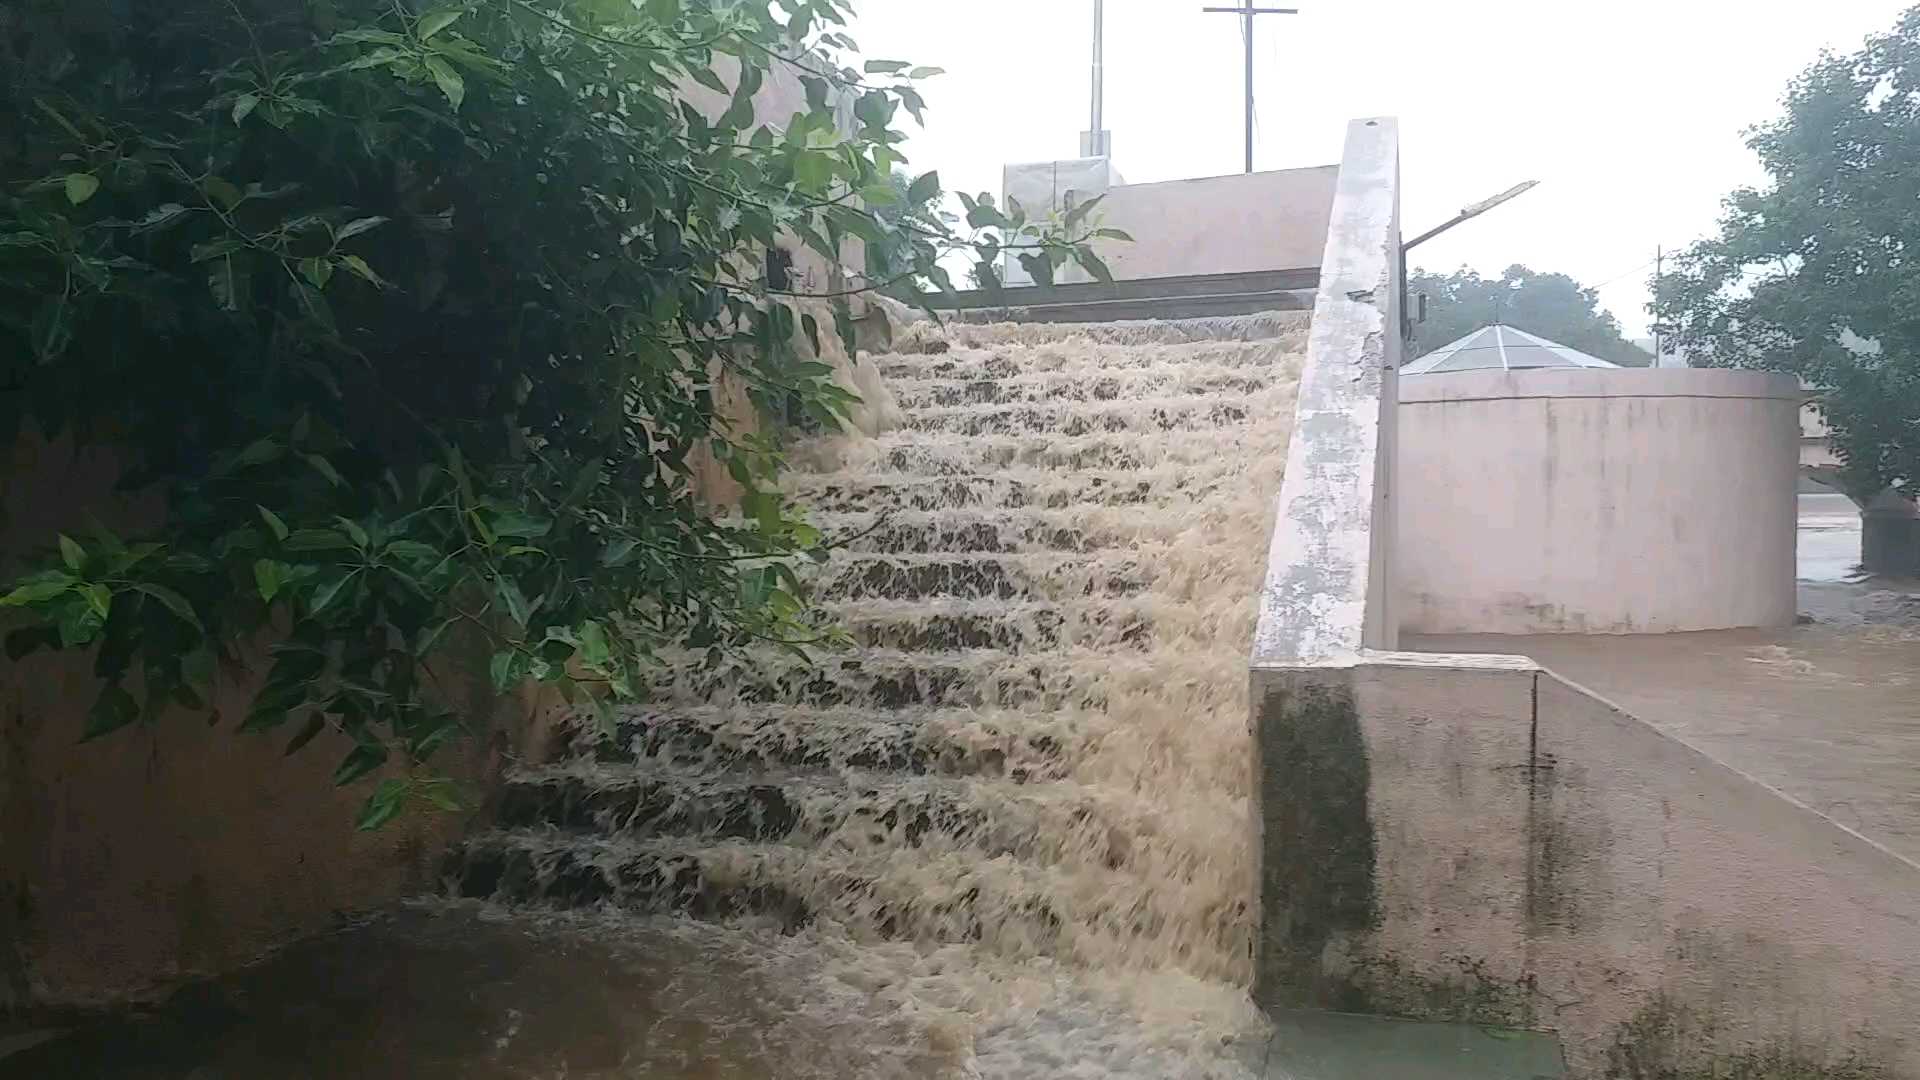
<box><xmin>849</xmin><ymin>0</ymin><xmax>1913</xmax><ymax>336</ymax></box>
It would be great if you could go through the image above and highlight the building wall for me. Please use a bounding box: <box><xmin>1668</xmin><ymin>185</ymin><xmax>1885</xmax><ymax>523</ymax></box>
<box><xmin>1074</xmin><ymin>165</ymin><xmax>1338</xmax><ymax>284</ymax></box>
<box><xmin>1396</xmin><ymin>368</ymin><xmax>1800</xmax><ymax>635</ymax></box>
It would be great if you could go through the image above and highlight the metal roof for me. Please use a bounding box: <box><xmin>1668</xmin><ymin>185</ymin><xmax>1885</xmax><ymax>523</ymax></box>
<box><xmin>1402</xmin><ymin>324</ymin><xmax>1622</xmax><ymax>374</ymax></box>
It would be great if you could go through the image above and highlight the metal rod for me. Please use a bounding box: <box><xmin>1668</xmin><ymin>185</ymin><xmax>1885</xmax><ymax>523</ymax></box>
<box><xmin>1243</xmin><ymin>4</ymin><xmax>1253</xmax><ymax>172</ymax></box>
<box><xmin>1402</xmin><ymin>180</ymin><xmax>1541</xmax><ymax>252</ymax></box>
<box><xmin>1090</xmin><ymin>0</ymin><xmax>1104</xmax><ymax>137</ymax></box>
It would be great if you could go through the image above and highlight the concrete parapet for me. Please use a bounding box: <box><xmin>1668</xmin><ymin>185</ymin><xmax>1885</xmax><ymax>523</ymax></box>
<box><xmin>1266</xmin><ymin>654</ymin><xmax>1920</xmax><ymax>1077</ymax></box>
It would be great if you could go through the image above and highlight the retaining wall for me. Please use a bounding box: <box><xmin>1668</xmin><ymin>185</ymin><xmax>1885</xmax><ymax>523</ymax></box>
<box><xmin>1251</xmin><ymin>116</ymin><xmax>1920</xmax><ymax>1077</ymax></box>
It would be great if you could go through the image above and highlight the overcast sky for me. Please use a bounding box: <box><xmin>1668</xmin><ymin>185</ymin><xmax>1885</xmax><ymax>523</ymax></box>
<box><xmin>849</xmin><ymin>0</ymin><xmax>1913</xmax><ymax>337</ymax></box>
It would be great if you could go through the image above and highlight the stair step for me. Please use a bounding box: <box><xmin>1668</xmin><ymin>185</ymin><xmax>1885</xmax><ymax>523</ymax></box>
<box><xmin>821</xmin><ymin>429</ymin><xmax>1280</xmax><ymax>477</ymax></box>
<box><xmin>808</xmin><ymin>552</ymin><xmax>1154</xmax><ymax>602</ymax></box>
<box><xmin>826</xmin><ymin>598</ymin><xmax>1156</xmax><ymax>652</ymax></box>
<box><xmin>649</xmin><ymin>647</ymin><xmax>1227</xmax><ymax>711</ymax></box>
<box><xmin>877</xmin><ymin>310</ymin><xmax>1308</xmax><ymax>360</ymax></box>
<box><xmin>445</xmin><ymin>832</ymin><xmax>1225</xmax><ymax>967</ymax></box>
<box><xmin>902</xmin><ymin>391</ymin><xmax>1280</xmax><ymax>438</ymax></box>
<box><xmin>788</xmin><ymin>461</ymin><xmax>1267</xmax><ymax>515</ymax></box>
<box><xmin>559</xmin><ymin>703</ymin><xmax>1081</xmax><ymax>780</ymax></box>
<box><xmin>887</xmin><ymin>364</ymin><xmax>1283</xmax><ymax>409</ymax></box>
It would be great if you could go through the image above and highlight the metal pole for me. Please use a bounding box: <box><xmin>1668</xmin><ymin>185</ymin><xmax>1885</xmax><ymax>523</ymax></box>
<box><xmin>1201</xmin><ymin>6</ymin><xmax>1298</xmax><ymax>174</ymax></box>
<box><xmin>1652</xmin><ymin>245</ymin><xmax>1663</xmax><ymax>364</ymax></box>
<box><xmin>1242</xmin><ymin>1</ymin><xmax>1253</xmax><ymax>173</ymax></box>
<box><xmin>1091</xmin><ymin>0</ymin><xmax>1104</xmax><ymax>138</ymax></box>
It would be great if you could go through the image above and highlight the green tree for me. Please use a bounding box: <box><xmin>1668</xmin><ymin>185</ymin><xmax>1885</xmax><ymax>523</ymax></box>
<box><xmin>1409</xmin><ymin>265</ymin><xmax>1649</xmax><ymax>366</ymax></box>
<box><xmin>1661</xmin><ymin>6</ymin><xmax>1920</xmax><ymax>500</ymax></box>
<box><xmin>863</xmin><ymin>168</ymin><xmax>951</xmax><ymax>291</ymax></box>
<box><xmin>0</xmin><ymin>0</ymin><xmax>1101</xmax><ymax>827</ymax></box>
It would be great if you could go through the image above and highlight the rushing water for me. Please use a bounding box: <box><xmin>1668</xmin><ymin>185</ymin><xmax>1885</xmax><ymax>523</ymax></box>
<box><xmin>440</xmin><ymin>307</ymin><xmax>1311</xmax><ymax>1077</ymax></box>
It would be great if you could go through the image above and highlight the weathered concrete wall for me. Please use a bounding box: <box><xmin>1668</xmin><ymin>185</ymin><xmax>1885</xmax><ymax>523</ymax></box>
<box><xmin>0</xmin><ymin>438</ymin><xmax>562</xmax><ymax>1010</ymax></box>
<box><xmin>1297</xmin><ymin>654</ymin><xmax>1920</xmax><ymax>1077</ymax></box>
<box><xmin>1063</xmin><ymin>165</ymin><xmax>1339</xmax><ymax>286</ymax></box>
<box><xmin>1396</xmin><ymin>368</ymin><xmax>1800</xmax><ymax>635</ymax></box>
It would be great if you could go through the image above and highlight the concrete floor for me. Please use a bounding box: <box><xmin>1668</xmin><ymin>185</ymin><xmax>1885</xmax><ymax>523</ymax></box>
<box><xmin>1411</xmin><ymin>579</ymin><xmax>1920</xmax><ymax>863</ymax></box>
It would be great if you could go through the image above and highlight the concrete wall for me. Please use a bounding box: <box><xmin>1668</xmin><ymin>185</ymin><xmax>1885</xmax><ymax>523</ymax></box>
<box><xmin>1286</xmin><ymin>655</ymin><xmax>1920</xmax><ymax>1077</ymax></box>
<box><xmin>0</xmin><ymin>437</ymin><xmax>561</xmax><ymax>1009</ymax></box>
<box><xmin>1064</xmin><ymin>165</ymin><xmax>1338</xmax><ymax>286</ymax></box>
<box><xmin>1396</xmin><ymin>368</ymin><xmax>1801</xmax><ymax>635</ymax></box>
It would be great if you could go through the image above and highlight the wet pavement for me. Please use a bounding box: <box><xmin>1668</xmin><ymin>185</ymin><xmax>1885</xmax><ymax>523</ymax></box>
<box><xmin>1412</xmin><ymin>577</ymin><xmax>1920</xmax><ymax>863</ymax></box>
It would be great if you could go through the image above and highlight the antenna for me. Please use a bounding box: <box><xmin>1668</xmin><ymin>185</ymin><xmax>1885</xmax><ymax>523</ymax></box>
<box><xmin>1200</xmin><ymin>3</ymin><xmax>1299</xmax><ymax>173</ymax></box>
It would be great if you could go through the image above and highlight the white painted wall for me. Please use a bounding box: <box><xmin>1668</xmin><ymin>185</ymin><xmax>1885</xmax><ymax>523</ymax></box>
<box><xmin>1396</xmin><ymin>368</ymin><xmax>1800</xmax><ymax>634</ymax></box>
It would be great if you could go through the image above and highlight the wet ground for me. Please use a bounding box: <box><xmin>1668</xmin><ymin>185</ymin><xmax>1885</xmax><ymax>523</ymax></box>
<box><xmin>3</xmin><ymin>904</ymin><xmax>1570</xmax><ymax>1079</ymax></box>
<box><xmin>1412</xmin><ymin>576</ymin><xmax>1920</xmax><ymax>863</ymax></box>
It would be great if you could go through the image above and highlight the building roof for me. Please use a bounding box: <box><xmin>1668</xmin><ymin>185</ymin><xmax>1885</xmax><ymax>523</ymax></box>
<box><xmin>1402</xmin><ymin>324</ymin><xmax>1622</xmax><ymax>375</ymax></box>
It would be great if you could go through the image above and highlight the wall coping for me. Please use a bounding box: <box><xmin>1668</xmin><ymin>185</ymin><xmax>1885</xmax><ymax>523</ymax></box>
<box><xmin>1249</xmin><ymin>118</ymin><xmax>1401</xmax><ymax>669</ymax></box>
<box><xmin>1399</xmin><ymin>367</ymin><xmax>1802</xmax><ymax>404</ymax></box>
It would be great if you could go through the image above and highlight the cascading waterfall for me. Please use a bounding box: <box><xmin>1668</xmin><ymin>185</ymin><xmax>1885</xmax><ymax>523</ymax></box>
<box><xmin>447</xmin><ymin>306</ymin><xmax>1311</xmax><ymax>1078</ymax></box>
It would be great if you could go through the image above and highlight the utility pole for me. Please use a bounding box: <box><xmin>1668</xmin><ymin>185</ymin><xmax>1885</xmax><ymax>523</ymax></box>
<box><xmin>1081</xmin><ymin>0</ymin><xmax>1111</xmax><ymax>157</ymax></box>
<box><xmin>1201</xmin><ymin>3</ymin><xmax>1298</xmax><ymax>173</ymax></box>
<box><xmin>1652</xmin><ymin>245</ymin><xmax>1664</xmax><ymax>365</ymax></box>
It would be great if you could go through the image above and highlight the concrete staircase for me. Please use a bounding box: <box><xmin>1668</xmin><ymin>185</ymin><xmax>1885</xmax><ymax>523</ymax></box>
<box><xmin>444</xmin><ymin>312</ymin><xmax>1308</xmax><ymax>971</ymax></box>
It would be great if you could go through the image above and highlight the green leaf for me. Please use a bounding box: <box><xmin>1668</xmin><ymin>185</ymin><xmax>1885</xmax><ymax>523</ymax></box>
<box><xmin>1018</xmin><ymin>251</ymin><xmax>1054</xmax><ymax>287</ymax></box>
<box><xmin>56</xmin><ymin>599</ymin><xmax>105</xmax><ymax>647</ymax></box>
<box><xmin>489</xmin><ymin>512</ymin><xmax>551</xmax><ymax>539</ymax></box>
<box><xmin>203</xmin><ymin>176</ymin><xmax>243</xmax><ymax>210</ymax></box>
<box><xmin>294</xmin><ymin>285</ymin><xmax>336</xmax><ymax>335</ymax></box>
<box><xmin>863</xmin><ymin>60</ymin><xmax>910</xmax><ymax>74</ymax></box>
<box><xmin>601</xmin><ymin>538</ymin><xmax>638</xmax><ymax>567</ymax></box>
<box><xmin>338</xmin><ymin>255</ymin><xmax>386</xmax><ymax>287</ymax></box>
<box><xmin>330</xmin><ymin>28</ymin><xmax>406</xmax><ymax>45</ymax></box>
<box><xmin>689</xmin><ymin>66</ymin><xmax>728</xmax><ymax>95</ymax></box>
<box><xmin>860</xmin><ymin>184</ymin><xmax>900</xmax><ymax>206</ymax></box>
<box><xmin>382</xmin><ymin>540</ymin><xmax>439</xmax><ymax>562</ymax></box>
<box><xmin>236</xmin><ymin>437</ymin><xmax>282</xmax><ymax>467</ymax></box>
<box><xmin>306</xmin><ymin>453</ymin><xmax>344</xmax><ymax>487</ymax></box>
<box><xmin>208</xmin><ymin>253</ymin><xmax>247</xmax><ymax>312</ymax></box>
<box><xmin>58</xmin><ymin>534</ymin><xmax>85</xmax><ymax>571</ymax></box>
<box><xmin>336</xmin><ymin>216</ymin><xmax>388</xmax><ymax>241</ymax></box>
<box><xmin>64</xmin><ymin>173</ymin><xmax>99</xmax><ymax>205</ymax></box>
<box><xmin>907</xmin><ymin>170</ymin><xmax>940</xmax><ymax>206</ymax></box>
<box><xmin>415</xmin><ymin>780</ymin><xmax>463</xmax><ymax>812</ymax></box>
<box><xmin>83</xmin><ymin>685</ymin><xmax>138</xmax><ymax>741</ymax></box>
<box><xmin>80</xmin><ymin>583</ymin><xmax>112</xmax><ymax>620</ymax></box>
<box><xmin>254</xmin><ymin>559</ymin><xmax>290</xmax><ymax>602</ymax></box>
<box><xmin>416</xmin><ymin>8</ymin><xmax>464</xmax><ymax>39</ymax></box>
<box><xmin>232</xmin><ymin>93</ymin><xmax>260</xmax><ymax>125</ymax></box>
<box><xmin>257</xmin><ymin>505</ymin><xmax>290</xmax><ymax>541</ymax></box>
<box><xmin>488</xmin><ymin>649</ymin><xmax>522</xmax><ymax>691</ymax></box>
<box><xmin>134</xmin><ymin>583</ymin><xmax>201</xmax><ymax>631</ymax></box>
<box><xmin>1091</xmin><ymin>227</ymin><xmax>1134</xmax><ymax>242</ymax></box>
<box><xmin>414</xmin><ymin>619</ymin><xmax>454</xmax><ymax>657</ymax></box>
<box><xmin>284</xmin><ymin>714</ymin><xmax>327</xmax><ymax>756</ymax></box>
<box><xmin>577</xmin><ymin>618</ymin><xmax>611</xmax><ymax>668</ymax></box>
<box><xmin>909</xmin><ymin>66</ymin><xmax>945</xmax><ymax>79</ymax></box>
<box><xmin>333</xmin><ymin>742</ymin><xmax>388</xmax><ymax>786</ymax></box>
<box><xmin>1078</xmin><ymin>248</ymin><xmax>1115</xmax><ymax>284</ymax></box>
<box><xmin>299</xmin><ymin>256</ymin><xmax>334</xmax><ymax>290</ymax></box>
<box><xmin>131</xmin><ymin>203</ymin><xmax>191</xmax><ymax>233</ymax></box>
<box><xmin>333</xmin><ymin>516</ymin><xmax>369</xmax><ymax>550</ymax></box>
<box><xmin>309</xmin><ymin>570</ymin><xmax>357</xmax><ymax>615</ymax></box>
<box><xmin>30</xmin><ymin>295</ymin><xmax>71</xmax><ymax>361</ymax></box>
<box><xmin>285</xmin><ymin>528</ymin><xmax>355</xmax><ymax>552</ymax></box>
<box><xmin>191</xmin><ymin>238</ymin><xmax>243</xmax><ymax>263</ymax></box>
<box><xmin>355</xmin><ymin>778</ymin><xmax>408</xmax><ymax>830</ymax></box>
<box><xmin>1065</xmin><ymin>193</ymin><xmax>1106</xmax><ymax>229</ymax></box>
<box><xmin>494</xmin><ymin>576</ymin><xmax>530</xmax><ymax>627</ymax></box>
<box><xmin>423</xmin><ymin>56</ymin><xmax>465</xmax><ymax>110</ymax></box>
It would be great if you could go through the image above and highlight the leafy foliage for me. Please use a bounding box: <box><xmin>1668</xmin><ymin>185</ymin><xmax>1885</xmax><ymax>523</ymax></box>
<box><xmin>0</xmin><ymin>0</ymin><xmax>1106</xmax><ymax>826</ymax></box>
<box><xmin>1660</xmin><ymin>6</ymin><xmax>1920</xmax><ymax>500</ymax></box>
<box><xmin>1409</xmin><ymin>265</ymin><xmax>1649</xmax><ymax>366</ymax></box>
